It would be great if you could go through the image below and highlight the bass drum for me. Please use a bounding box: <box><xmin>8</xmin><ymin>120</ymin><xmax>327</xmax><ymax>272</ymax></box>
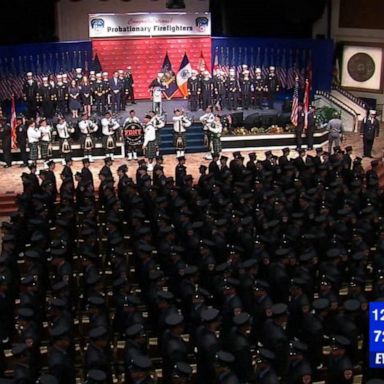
<box><xmin>123</xmin><ymin>122</ymin><xmax>143</xmax><ymax>146</ymax></box>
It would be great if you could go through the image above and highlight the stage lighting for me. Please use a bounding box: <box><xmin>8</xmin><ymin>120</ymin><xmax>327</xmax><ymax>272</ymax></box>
<box><xmin>166</xmin><ymin>0</ymin><xmax>186</xmax><ymax>9</ymax></box>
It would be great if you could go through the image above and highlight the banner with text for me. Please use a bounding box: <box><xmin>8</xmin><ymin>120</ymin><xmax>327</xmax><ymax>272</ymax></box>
<box><xmin>89</xmin><ymin>13</ymin><xmax>211</xmax><ymax>38</ymax></box>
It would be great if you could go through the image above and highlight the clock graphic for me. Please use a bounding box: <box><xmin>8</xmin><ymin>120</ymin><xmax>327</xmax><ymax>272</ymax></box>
<box><xmin>347</xmin><ymin>52</ymin><xmax>375</xmax><ymax>82</ymax></box>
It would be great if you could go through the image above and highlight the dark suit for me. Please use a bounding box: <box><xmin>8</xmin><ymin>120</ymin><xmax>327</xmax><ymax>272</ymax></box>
<box><xmin>16</xmin><ymin>123</ymin><xmax>28</xmax><ymax>165</ymax></box>
<box><xmin>306</xmin><ymin>110</ymin><xmax>316</xmax><ymax>149</ymax></box>
<box><xmin>362</xmin><ymin>116</ymin><xmax>380</xmax><ymax>157</ymax></box>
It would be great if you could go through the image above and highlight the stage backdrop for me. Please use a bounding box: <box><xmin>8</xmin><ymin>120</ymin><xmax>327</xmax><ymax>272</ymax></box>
<box><xmin>211</xmin><ymin>37</ymin><xmax>334</xmax><ymax>94</ymax></box>
<box><xmin>92</xmin><ymin>37</ymin><xmax>211</xmax><ymax>100</ymax></box>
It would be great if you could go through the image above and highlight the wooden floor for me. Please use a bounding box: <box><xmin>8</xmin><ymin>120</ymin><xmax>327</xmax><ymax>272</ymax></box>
<box><xmin>0</xmin><ymin>131</ymin><xmax>383</xmax><ymax>196</ymax></box>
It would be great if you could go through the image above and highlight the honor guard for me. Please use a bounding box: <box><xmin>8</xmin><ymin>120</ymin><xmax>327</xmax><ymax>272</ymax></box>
<box><xmin>79</xmin><ymin>113</ymin><xmax>98</xmax><ymax>162</ymax></box>
<box><xmin>123</xmin><ymin>110</ymin><xmax>142</xmax><ymax>160</ymax></box>
<box><xmin>109</xmin><ymin>71</ymin><xmax>123</xmax><ymax>113</ymax></box>
<box><xmin>39</xmin><ymin>118</ymin><xmax>53</xmax><ymax>160</ymax></box>
<box><xmin>89</xmin><ymin>71</ymin><xmax>96</xmax><ymax>85</ymax></box>
<box><xmin>239</xmin><ymin>69</ymin><xmax>252</xmax><ymax>110</ymax></box>
<box><xmin>213</xmin><ymin>70</ymin><xmax>227</xmax><ymax>110</ymax></box>
<box><xmin>209</xmin><ymin>114</ymin><xmax>223</xmax><ymax>156</ymax></box>
<box><xmin>252</xmin><ymin>67</ymin><xmax>264</xmax><ymax>108</ymax></box>
<box><xmin>93</xmin><ymin>73</ymin><xmax>105</xmax><ymax>116</ymax></box>
<box><xmin>75</xmin><ymin>68</ymin><xmax>83</xmax><ymax>82</ymax></box>
<box><xmin>264</xmin><ymin>66</ymin><xmax>280</xmax><ymax>109</ymax></box>
<box><xmin>27</xmin><ymin>120</ymin><xmax>41</xmax><ymax>163</ymax></box>
<box><xmin>172</xmin><ymin>109</ymin><xmax>192</xmax><ymax>158</ymax></box>
<box><xmin>124</xmin><ymin>66</ymin><xmax>136</xmax><ymax>105</ymax></box>
<box><xmin>200</xmin><ymin>70</ymin><xmax>213</xmax><ymax>110</ymax></box>
<box><xmin>142</xmin><ymin>114</ymin><xmax>157</xmax><ymax>171</ymax></box>
<box><xmin>226</xmin><ymin>68</ymin><xmax>239</xmax><ymax>110</ymax></box>
<box><xmin>362</xmin><ymin>109</ymin><xmax>380</xmax><ymax>158</ymax></box>
<box><xmin>56</xmin><ymin>116</ymin><xmax>75</xmax><ymax>162</ymax></box>
<box><xmin>200</xmin><ymin>106</ymin><xmax>215</xmax><ymax>160</ymax></box>
<box><xmin>187</xmin><ymin>69</ymin><xmax>200</xmax><ymax>112</ymax></box>
<box><xmin>55</xmin><ymin>75</ymin><xmax>69</xmax><ymax>115</ymax></box>
<box><xmin>22</xmin><ymin>72</ymin><xmax>38</xmax><ymax>118</ymax></box>
<box><xmin>102</xmin><ymin>72</ymin><xmax>111</xmax><ymax>110</ymax></box>
<box><xmin>37</xmin><ymin>77</ymin><xmax>55</xmax><ymax>118</ymax></box>
<box><xmin>101</xmin><ymin>111</ymin><xmax>120</xmax><ymax>159</ymax></box>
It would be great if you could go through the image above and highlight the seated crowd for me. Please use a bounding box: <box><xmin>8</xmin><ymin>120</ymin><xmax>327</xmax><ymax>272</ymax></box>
<box><xmin>0</xmin><ymin>145</ymin><xmax>383</xmax><ymax>384</ymax></box>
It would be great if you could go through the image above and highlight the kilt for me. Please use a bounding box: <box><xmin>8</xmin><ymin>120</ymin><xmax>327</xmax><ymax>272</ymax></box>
<box><xmin>173</xmin><ymin>132</ymin><xmax>186</xmax><ymax>149</ymax></box>
<box><xmin>102</xmin><ymin>135</ymin><xmax>116</xmax><ymax>150</ymax></box>
<box><xmin>146</xmin><ymin>140</ymin><xmax>157</xmax><ymax>160</ymax></box>
<box><xmin>40</xmin><ymin>141</ymin><xmax>50</xmax><ymax>159</ymax></box>
<box><xmin>59</xmin><ymin>138</ymin><xmax>72</xmax><ymax>156</ymax></box>
<box><xmin>155</xmin><ymin>130</ymin><xmax>161</xmax><ymax>147</ymax></box>
<box><xmin>29</xmin><ymin>142</ymin><xmax>39</xmax><ymax>161</ymax></box>
<box><xmin>211</xmin><ymin>136</ymin><xmax>222</xmax><ymax>154</ymax></box>
<box><xmin>80</xmin><ymin>134</ymin><xmax>94</xmax><ymax>151</ymax></box>
<box><xmin>204</xmin><ymin>130</ymin><xmax>211</xmax><ymax>149</ymax></box>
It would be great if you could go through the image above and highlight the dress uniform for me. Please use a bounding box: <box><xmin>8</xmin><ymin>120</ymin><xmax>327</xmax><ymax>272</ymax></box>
<box><xmin>213</xmin><ymin>71</ymin><xmax>227</xmax><ymax>110</ymax></box>
<box><xmin>187</xmin><ymin>70</ymin><xmax>200</xmax><ymax>111</ymax></box>
<box><xmin>101</xmin><ymin>112</ymin><xmax>119</xmax><ymax>159</ymax></box>
<box><xmin>175</xmin><ymin>156</ymin><xmax>187</xmax><ymax>187</ymax></box>
<box><xmin>37</xmin><ymin>77</ymin><xmax>55</xmax><ymax>118</ymax></box>
<box><xmin>200</xmin><ymin>71</ymin><xmax>213</xmax><ymax>110</ymax></box>
<box><xmin>326</xmin><ymin>336</ymin><xmax>354</xmax><ymax>384</ymax></box>
<box><xmin>126</xmin><ymin>355</ymin><xmax>154</xmax><ymax>384</ymax></box>
<box><xmin>226</xmin><ymin>69</ymin><xmax>238</xmax><ymax>110</ymax></box>
<box><xmin>362</xmin><ymin>110</ymin><xmax>380</xmax><ymax>157</ymax></box>
<box><xmin>0</xmin><ymin>118</ymin><xmax>12</xmax><ymax>168</ymax></box>
<box><xmin>252</xmin><ymin>68</ymin><xmax>264</xmax><ymax>108</ymax></box>
<box><xmin>55</xmin><ymin>75</ymin><xmax>69</xmax><ymax>115</ymax></box>
<box><xmin>226</xmin><ymin>312</ymin><xmax>253</xmax><ymax>382</ymax></box>
<box><xmin>93</xmin><ymin>74</ymin><xmax>106</xmax><ymax>115</ymax></box>
<box><xmin>295</xmin><ymin>104</ymin><xmax>306</xmax><ymax>150</ymax></box>
<box><xmin>22</xmin><ymin>72</ymin><xmax>38</xmax><ymax>118</ymax></box>
<box><xmin>214</xmin><ymin>351</ymin><xmax>240</xmax><ymax>384</ymax></box>
<box><xmin>264</xmin><ymin>66</ymin><xmax>280</xmax><ymax>109</ymax></box>
<box><xmin>240</xmin><ymin>70</ymin><xmax>252</xmax><ymax>110</ymax></box>
<box><xmin>254</xmin><ymin>348</ymin><xmax>279</xmax><ymax>384</ymax></box>
<box><xmin>306</xmin><ymin>105</ymin><xmax>316</xmax><ymax>150</ymax></box>
<box><xmin>124</xmin><ymin>66</ymin><xmax>136</xmax><ymax>105</ymax></box>
<box><xmin>16</xmin><ymin>116</ymin><xmax>28</xmax><ymax>167</ymax></box>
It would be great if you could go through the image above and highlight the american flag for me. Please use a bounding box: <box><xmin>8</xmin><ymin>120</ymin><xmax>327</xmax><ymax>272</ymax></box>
<box><xmin>303</xmin><ymin>78</ymin><xmax>310</xmax><ymax>129</ymax></box>
<box><xmin>290</xmin><ymin>77</ymin><xmax>299</xmax><ymax>127</ymax></box>
<box><xmin>10</xmin><ymin>95</ymin><xmax>17</xmax><ymax>149</ymax></box>
<box><xmin>213</xmin><ymin>47</ymin><xmax>219</xmax><ymax>75</ymax></box>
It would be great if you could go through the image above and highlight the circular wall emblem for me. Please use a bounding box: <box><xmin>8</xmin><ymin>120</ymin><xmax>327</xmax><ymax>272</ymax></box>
<box><xmin>347</xmin><ymin>52</ymin><xmax>375</xmax><ymax>82</ymax></box>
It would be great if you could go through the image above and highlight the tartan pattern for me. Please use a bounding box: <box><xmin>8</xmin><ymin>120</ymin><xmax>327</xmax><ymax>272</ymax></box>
<box><xmin>80</xmin><ymin>134</ymin><xmax>94</xmax><ymax>150</ymax></box>
<box><xmin>146</xmin><ymin>140</ymin><xmax>157</xmax><ymax>160</ymax></box>
<box><xmin>29</xmin><ymin>142</ymin><xmax>39</xmax><ymax>161</ymax></box>
<box><xmin>173</xmin><ymin>132</ymin><xmax>186</xmax><ymax>149</ymax></box>
<box><xmin>211</xmin><ymin>136</ymin><xmax>222</xmax><ymax>154</ymax></box>
<box><xmin>102</xmin><ymin>135</ymin><xmax>116</xmax><ymax>150</ymax></box>
<box><xmin>40</xmin><ymin>141</ymin><xmax>50</xmax><ymax>159</ymax></box>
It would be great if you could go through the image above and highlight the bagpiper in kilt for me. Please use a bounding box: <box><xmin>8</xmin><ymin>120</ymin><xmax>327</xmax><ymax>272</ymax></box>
<box><xmin>101</xmin><ymin>111</ymin><xmax>120</xmax><ymax>159</ymax></box>
<box><xmin>142</xmin><ymin>115</ymin><xmax>157</xmax><ymax>171</ymax></box>
<box><xmin>199</xmin><ymin>107</ymin><xmax>215</xmax><ymax>160</ymax></box>
<box><xmin>27</xmin><ymin>120</ymin><xmax>41</xmax><ymax>162</ymax></box>
<box><xmin>38</xmin><ymin>118</ymin><xmax>52</xmax><ymax>159</ymax></box>
<box><xmin>172</xmin><ymin>109</ymin><xmax>191</xmax><ymax>158</ymax></box>
<box><xmin>209</xmin><ymin>114</ymin><xmax>223</xmax><ymax>155</ymax></box>
<box><xmin>56</xmin><ymin>116</ymin><xmax>74</xmax><ymax>160</ymax></box>
<box><xmin>149</xmin><ymin>111</ymin><xmax>165</xmax><ymax>156</ymax></box>
<box><xmin>78</xmin><ymin>113</ymin><xmax>98</xmax><ymax>162</ymax></box>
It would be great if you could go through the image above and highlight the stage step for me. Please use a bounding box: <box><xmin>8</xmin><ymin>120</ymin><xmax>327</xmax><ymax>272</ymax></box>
<box><xmin>0</xmin><ymin>193</ymin><xmax>17</xmax><ymax>217</ymax></box>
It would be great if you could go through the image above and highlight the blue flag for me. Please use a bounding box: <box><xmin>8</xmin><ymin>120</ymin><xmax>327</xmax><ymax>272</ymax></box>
<box><xmin>91</xmin><ymin>53</ymin><xmax>102</xmax><ymax>73</ymax></box>
<box><xmin>161</xmin><ymin>52</ymin><xmax>178</xmax><ymax>100</ymax></box>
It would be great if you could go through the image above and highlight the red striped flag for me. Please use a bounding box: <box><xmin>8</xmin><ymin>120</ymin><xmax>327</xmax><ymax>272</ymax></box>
<box><xmin>303</xmin><ymin>78</ymin><xmax>310</xmax><ymax>129</ymax></box>
<box><xmin>10</xmin><ymin>95</ymin><xmax>17</xmax><ymax>149</ymax></box>
<box><xmin>213</xmin><ymin>48</ymin><xmax>219</xmax><ymax>76</ymax></box>
<box><xmin>290</xmin><ymin>77</ymin><xmax>299</xmax><ymax>127</ymax></box>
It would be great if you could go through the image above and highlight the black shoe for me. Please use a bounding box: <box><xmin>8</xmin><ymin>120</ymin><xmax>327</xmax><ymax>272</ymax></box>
<box><xmin>3</xmin><ymin>164</ymin><xmax>11</xmax><ymax>168</ymax></box>
<box><xmin>132</xmin><ymin>101</ymin><xmax>136</xmax><ymax>104</ymax></box>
